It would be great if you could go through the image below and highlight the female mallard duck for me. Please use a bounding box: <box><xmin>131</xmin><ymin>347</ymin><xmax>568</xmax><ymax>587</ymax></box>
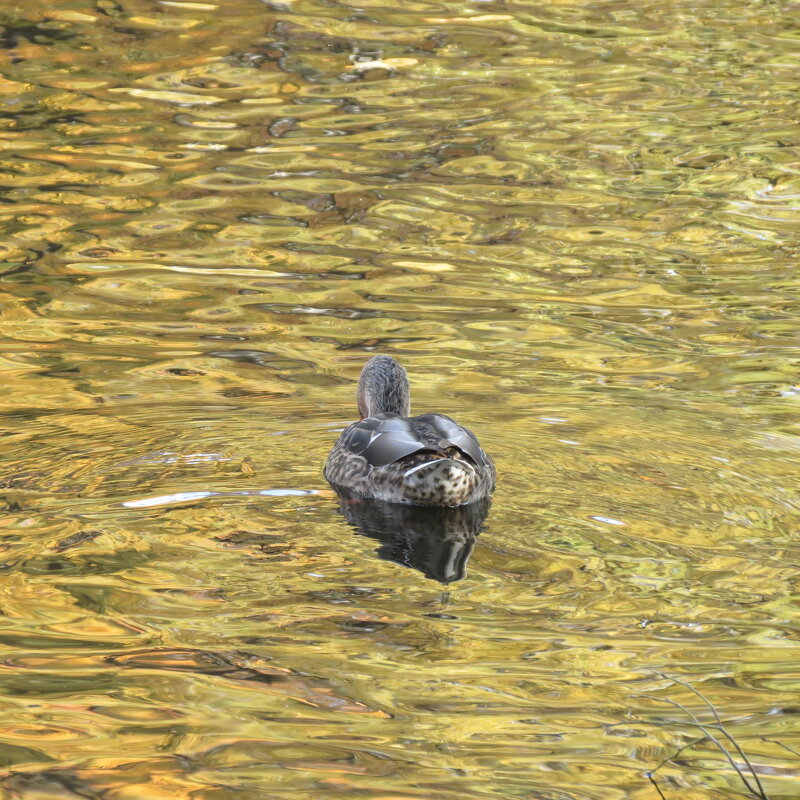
<box><xmin>324</xmin><ymin>355</ymin><xmax>495</xmax><ymax>506</ymax></box>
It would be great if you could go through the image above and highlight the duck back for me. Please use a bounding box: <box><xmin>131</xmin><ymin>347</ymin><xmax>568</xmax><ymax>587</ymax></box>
<box><xmin>324</xmin><ymin>413</ymin><xmax>495</xmax><ymax>506</ymax></box>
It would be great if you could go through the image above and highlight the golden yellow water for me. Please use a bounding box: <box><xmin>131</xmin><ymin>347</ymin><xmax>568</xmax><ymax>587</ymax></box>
<box><xmin>1</xmin><ymin>0</ymin><xmax>800</xmax><ymax>797</ymax></box>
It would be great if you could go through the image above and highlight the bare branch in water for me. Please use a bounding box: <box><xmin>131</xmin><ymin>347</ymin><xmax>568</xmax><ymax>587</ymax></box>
<box><xmin>656</xmin><ymin>672</ymin><xmax>767</xmax><ymax>800</ymax></box>
<box><xmin>646</xmin><ymin>771</ymin><xmax>668</xmax><ymax>800</ymax></box>
<box><xmin>642</xmin><ymin>694</ymin><xmax>762</xmax><ymax>799</ymax></box>
<box><xmin>655</xmin><ymin>674</ymin><xmax>768</xmax><ymax>800</ymax></box>
<box><xmin>635</xmin><ymin>674</ymin><xmax>770</xmax><ymax>800</ymax></box>
<box><xmin>649</xmin><ymin>735</ymin><xmax>706</xmax><ymax>776</ymax></box>
<box><xmin>761</xmin><ymin>737</ymin><xmax>800</xmax><ymax>760</ymax></box>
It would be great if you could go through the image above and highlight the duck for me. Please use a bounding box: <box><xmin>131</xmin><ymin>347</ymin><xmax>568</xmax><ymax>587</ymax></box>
<box><xmin>323</xmin><ymin>355</ymin><xmax>495</xmax><ymax>506</ymax></box>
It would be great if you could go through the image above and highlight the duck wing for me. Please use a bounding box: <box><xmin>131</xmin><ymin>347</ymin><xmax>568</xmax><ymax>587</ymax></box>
<box><xmin>339</xmin><ymin>413</ymin><xmax>491</xmax><ymax>469</ymax></box>
<box><xmin>413</xmin><ymin>413</ymin><xmax>489</xmax><ymax>469</ymax></box>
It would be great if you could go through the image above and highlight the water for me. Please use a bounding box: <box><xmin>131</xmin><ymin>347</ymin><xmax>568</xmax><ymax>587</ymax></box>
<box><xmin>1</xmin><ymin>0</ymin><xmax>799</xmax><ymax>797</ymax></box>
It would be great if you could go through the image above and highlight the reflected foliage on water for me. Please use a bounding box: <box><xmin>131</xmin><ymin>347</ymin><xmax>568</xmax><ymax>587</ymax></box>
<box><xmin>1</xmin><ymin>0</ymin><xmax>800</xmax><ymax>797</ymax></box>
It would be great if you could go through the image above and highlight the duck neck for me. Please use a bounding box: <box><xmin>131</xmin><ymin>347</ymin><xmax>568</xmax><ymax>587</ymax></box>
<box><xmin>357</xmin><ymin>355</ymin><xmax>411</xmax><ymax>417</ymax></box>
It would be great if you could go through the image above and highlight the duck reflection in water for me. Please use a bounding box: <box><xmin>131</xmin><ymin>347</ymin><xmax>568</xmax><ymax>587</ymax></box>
<box><xmin>334</xmin><ymin>489</ymin><xmax>490</xmax><ymax>583</ymax></box>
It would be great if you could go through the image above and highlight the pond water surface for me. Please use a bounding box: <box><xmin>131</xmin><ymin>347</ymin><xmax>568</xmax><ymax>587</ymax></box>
<box><xmin>2</xmin><ymin>1</ymin><xmax>800</xmax><ymax>798</ymax></box>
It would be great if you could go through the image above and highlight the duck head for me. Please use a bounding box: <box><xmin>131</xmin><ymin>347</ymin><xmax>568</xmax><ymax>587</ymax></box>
<box><xmin>357</xmin><ymin>355</ymin><xmax>411</xmax><ymax>418</ymax></box>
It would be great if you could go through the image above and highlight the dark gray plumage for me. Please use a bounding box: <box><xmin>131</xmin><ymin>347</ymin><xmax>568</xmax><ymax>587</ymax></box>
<box><xmin>357</xmin><ymin>354</ymin><xmax>409</xmax><ymax>418</ymax></box>
<box><xmin>324</xmin><ymin>355</ymin><xmax>495</xmax><ymax>506</ymax></box>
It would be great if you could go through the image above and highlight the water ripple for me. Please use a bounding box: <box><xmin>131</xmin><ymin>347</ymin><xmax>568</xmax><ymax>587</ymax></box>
<box><xmin>1</xmin><ymin>0</ymin><xmax>799</xmax><ymax>797</ymax></box>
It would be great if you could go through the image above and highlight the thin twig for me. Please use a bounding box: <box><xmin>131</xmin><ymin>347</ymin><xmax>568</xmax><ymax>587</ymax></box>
<box><xmin>650</xmin><ymin>735</ymin><xmax>707</xmax><ymax>775</ymax></box>
<box><xmin>642</xmin><ymin>694</ymin><xmax>761</xmax><ymax>799</ymax></box>
<box><xmin>761</xmin><ymin>737</ymin><xmax>800</xmax><ymax>760</ymax></box>
<box><xmin>657</xmin><ymin>672</ymin><xmax>725</xmax><ymax>724</ymax></box>
<box><xmin>656</xmin><ymin>674</ymin><xmax>768</xmax><ymax>800</ymax></box>
<box><xmin>646</xmin><ymin>771</ymin><xmax>668</xmax><ymax>800</ymax></box>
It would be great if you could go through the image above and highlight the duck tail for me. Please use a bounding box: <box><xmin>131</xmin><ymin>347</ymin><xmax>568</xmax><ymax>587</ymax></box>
<box><xmin>401</xmin><ymin>457</ymin><xmax>478</xmax><ymax>507</ymax></box>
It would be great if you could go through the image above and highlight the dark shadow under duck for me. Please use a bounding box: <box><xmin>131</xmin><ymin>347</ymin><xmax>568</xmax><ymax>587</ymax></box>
<box><xmin>334</xmin><ymin>489</ymin><xmax>489</xmax><ymax>583</ymax></box>
<box><xmin>324</xmin><ymin>355</ymin><xmax>495</xmax><ymax>506</ymax></box>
